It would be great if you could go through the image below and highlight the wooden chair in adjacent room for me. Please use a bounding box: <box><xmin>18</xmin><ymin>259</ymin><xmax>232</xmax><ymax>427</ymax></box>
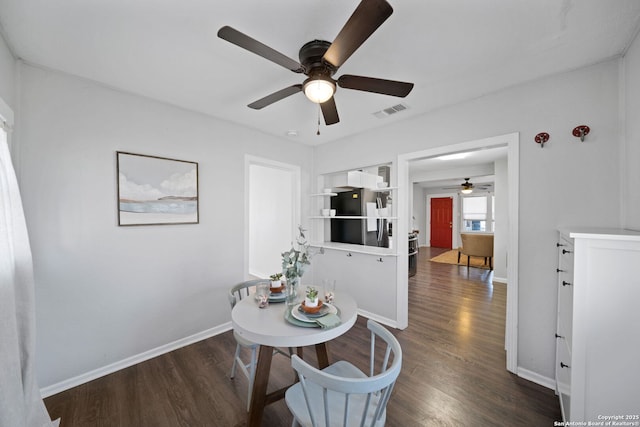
<box><xmin>285</xmin><ymin>319</ymin><xmax>402</xmax><ymax>427</ymax></box>
<box><xmin>458</xmin><ymin>232</ymin><xmax>494</xmax><ymax>270</ymax></box>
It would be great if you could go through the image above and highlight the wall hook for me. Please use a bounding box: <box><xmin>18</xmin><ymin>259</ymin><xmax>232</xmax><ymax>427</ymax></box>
<box><xmin>535</xmin><ymin>132</ymin><xmax>549</xmax><ymax>148</ymax></box>
<box><xmin>572</xmin><ymin>125</ymin><xmax>590</xmax><ymax>142</ymax></box>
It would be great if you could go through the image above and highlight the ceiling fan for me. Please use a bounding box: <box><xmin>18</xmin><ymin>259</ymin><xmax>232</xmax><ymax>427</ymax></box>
<box><xmin>217</xmin><ymin>0</ymin><xmax>414</xmax><ymax>126</ymax></box>
<box><xmin>443</xmin><ymin>178</ymin><xmax>491</xmax><ymax>194</ymax></box>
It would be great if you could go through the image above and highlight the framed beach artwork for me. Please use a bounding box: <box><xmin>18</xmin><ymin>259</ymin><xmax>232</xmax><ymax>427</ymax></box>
<box><xmin>116</xmin><ymin>151</ymin><xmax>199</xmax><ymax>226</ymax></box>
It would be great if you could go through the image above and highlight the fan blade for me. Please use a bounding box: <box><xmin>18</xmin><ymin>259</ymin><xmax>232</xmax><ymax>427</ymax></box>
<box><xmin>218</xmin><ymin>26</ymin><xmax>304</xmax><ymax>73</ymax></box>
<box><xmin>248</xmin><ymin>85</ymin><xmax>302</xmax><ymax>110</ymax></box>
<box><xmin>322</xmin><ymin>0</ymin><xmax>393</xmax><ymax>69</ymax></box>
<box><xmin>320</xmin><ymin>97</ymin><xmax>340</xmax><ymax>125</ymax></box>
<box><xmin>338</xmin><ymin>74</ymin><xmax>414</xmax><ymax>97</ymax></box>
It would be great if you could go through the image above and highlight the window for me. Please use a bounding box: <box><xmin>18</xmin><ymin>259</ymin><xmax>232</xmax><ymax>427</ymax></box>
<box><xmin>462</xmin><ymin>195</ymin><xmax>494</xmax><ymax>232</ymax></box>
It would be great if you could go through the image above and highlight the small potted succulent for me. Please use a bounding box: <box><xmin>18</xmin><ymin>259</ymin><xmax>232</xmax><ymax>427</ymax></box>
<box><xmin>270</xmin><ymin>273</ymin><xmax>283</xmax><ymax>288</ymax></box>
<box><xmin>305</xmin><ymin>286</ymin><xmax>319</xmax><ymax>308</ymax></box>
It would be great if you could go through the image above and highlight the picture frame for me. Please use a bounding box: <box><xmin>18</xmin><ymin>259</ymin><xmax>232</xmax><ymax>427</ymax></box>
<box><xmin>116</xmin><ymin>151</ymin><xmax>199</xmax><ymax>226</ymax></box>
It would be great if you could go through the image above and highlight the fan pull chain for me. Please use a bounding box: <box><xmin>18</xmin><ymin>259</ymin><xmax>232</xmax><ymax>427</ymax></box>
<box><xmin>317</xmin><ymin>104</ymin><xmax>321</xmax><ymax>136</ymax></box>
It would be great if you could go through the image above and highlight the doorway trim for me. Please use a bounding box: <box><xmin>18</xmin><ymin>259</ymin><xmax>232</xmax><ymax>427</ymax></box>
<box><xmin>244</xmin><ymin>155</ymin><xmax>301</xmax><ymax>280</ymax></box>
<box><xmin>396</xmin><ymin>132</ymin><xmax>519</xmax><ymax>373</ymax></box>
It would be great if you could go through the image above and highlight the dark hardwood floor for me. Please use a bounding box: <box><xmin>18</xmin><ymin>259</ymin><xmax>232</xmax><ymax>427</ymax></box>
<box><xmin>44</xmin><ymin>247</ymin><xmax>562</xmax><ymax>426</ymax></box>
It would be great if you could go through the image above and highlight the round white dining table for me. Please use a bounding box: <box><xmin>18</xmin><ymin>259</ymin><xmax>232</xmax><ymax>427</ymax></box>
<box><xmin>231</xmin><ymin>292</ymin><xmax>358</xmax><ymax>427</ymax></box>
<box><xmin>232</xmin><ymin>292</ymin><xmax>358</xmax><ymax>347</ymax></box>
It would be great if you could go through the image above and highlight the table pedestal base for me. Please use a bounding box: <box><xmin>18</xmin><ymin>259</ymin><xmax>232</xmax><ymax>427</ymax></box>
<box><xmin>247</xmin><ymin>344</ymin><xmax>329</xmax><ymax>427</ymax></box>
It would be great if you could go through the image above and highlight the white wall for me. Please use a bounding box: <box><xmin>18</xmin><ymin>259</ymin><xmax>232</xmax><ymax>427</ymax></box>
<box><xmin>0</xmin><ymin>35</ymin><xmax>15</xmax><ymax>108</ymax></box>
<box><xmin>314</xmin><ymin>59</ymin><xmax>622</xmax><ymax>381</ymax></box>
<box><xmin>623</xmin><ymin>30</ymin><xmax>640</xmax><ymax>230</ymax></box>
<box><xmin>14</xmin><ymin>64</ymin><xmax>313</xmax><ymax>390</ymax></box>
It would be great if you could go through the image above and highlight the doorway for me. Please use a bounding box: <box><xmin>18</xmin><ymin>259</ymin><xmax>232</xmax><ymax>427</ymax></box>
<box><xmin>396</xmin><ymin>132</ymin><xmax>519</xmax><ymax>373</ymax></box>
<box><xmin>245</xmin><ymin>156</ymin><xmax>300</xmax><ymax>280</ymax></box>
<box><xmin>430</xmin><ymin>197</ymin><xmax>453</xmax><ymax>248</ymax></box>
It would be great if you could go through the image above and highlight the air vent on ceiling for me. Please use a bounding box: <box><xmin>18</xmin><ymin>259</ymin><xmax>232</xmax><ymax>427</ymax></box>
<box><xmin>373</xmin><ymin>103</ymin><xmax>409</xmax><ymax>119</ymax></box>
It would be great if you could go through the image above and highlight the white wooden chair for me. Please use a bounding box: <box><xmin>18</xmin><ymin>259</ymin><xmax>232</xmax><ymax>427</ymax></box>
<box><xmin>285</xmin><ymin>319</ymin><xmax>402</xmax><ymax>427</ymax></box>
<box><xmin>228</xmin><ymin>279</ymin><xmax>292</xmax><ymax>411</ymax></box>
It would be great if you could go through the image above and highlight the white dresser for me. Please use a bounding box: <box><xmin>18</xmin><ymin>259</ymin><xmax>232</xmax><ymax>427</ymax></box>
<box><xmin>555</xmin><ymin>228</ymin><xmax>640</xmax><ymax>422</ymax></box>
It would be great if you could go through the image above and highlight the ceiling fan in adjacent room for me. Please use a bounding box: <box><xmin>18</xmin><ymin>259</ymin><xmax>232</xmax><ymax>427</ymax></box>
<box><xmin>217</xmin><ymin>0</ymin><xmax>414</xmax><ymax>126</ymax></box>
<box><xmin>443</xmin><ymin>178</ymin><xmax>491</xmax><ymax>194</ymax></box>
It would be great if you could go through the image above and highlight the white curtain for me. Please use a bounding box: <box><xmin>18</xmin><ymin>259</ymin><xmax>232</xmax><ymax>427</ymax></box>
<box><xmin>0</xmin><ymin>127</ymin><xmax>58</xmax><ymax>426</ymax></box>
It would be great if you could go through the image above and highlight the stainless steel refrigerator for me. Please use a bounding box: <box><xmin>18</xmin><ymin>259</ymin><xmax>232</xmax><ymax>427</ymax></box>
<box><xmin>330</xmin><ymin>189</ymin><xmax>389</xmax><ymax>247</ymax></box>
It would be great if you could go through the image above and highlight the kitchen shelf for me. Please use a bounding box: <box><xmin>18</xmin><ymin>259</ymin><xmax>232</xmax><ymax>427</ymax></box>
<box><xmin>309</xmin><ymin>187</ymin><xmax>396</xmax><ymax>197</ymax></box>
<box><xmin>310</xmin><ymin>192</ymin><xmax>338</xmax><ymax>197</ymax></box>
<box><xmin>309</xmin><ymin>215</ymin><xmax>397</xmax><ymax>220</ymax></box>
<box><xmin>371</xmin><ymin>186</ymin><xmax>397</xmax><ymax>192</ymax></box>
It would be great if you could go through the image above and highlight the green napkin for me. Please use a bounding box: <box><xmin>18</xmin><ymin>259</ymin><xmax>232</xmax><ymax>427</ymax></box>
<box><xmin>315</xmin><ymin>313</ymin><xmax>341</xmax><ymax>329</ymax></box>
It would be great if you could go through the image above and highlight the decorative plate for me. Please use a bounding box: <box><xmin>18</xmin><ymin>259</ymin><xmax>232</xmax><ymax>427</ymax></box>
<box><xmin>292</xmin><ymin>303</ymin><xmax>337</xmax><ymax>322</ymax></box>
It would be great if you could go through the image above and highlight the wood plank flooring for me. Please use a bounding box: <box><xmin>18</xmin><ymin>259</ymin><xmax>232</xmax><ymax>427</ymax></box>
<box><xmin>44</xmin><ymin>247</ymin><xmax>562</xmax><ymax>426</ymax></box>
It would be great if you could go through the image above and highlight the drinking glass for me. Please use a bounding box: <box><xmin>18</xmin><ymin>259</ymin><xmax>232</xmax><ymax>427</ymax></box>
<box><xmin>256</xmin><ymin>282</ymin><xmax>270</xmax><ymax>308</ymax></box>
<box><xmin>322</xmin><ymin>279</ymin><xmax>336</xmax><ymax>303</ymax></box>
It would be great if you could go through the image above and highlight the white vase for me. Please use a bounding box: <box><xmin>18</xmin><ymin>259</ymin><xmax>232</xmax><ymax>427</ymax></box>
<box><xmin>305</xmin><ymin>297</ymin><xmax>319</xmax><ymax>307</ymax></box>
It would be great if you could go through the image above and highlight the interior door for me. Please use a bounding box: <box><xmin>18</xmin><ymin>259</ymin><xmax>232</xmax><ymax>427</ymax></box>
<box><xmin>430</xmin><ymin>197</ymin><xmax>453</xmax><ymax>248</ymax></box>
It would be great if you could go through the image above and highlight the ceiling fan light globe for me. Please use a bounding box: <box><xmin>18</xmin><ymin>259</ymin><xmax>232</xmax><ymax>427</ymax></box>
<box><xmin>303</xmin><ymin>78</ymin><xmax>335</xmax><ymax>104</ymax></box>
<box><xmin>461</xmin><ymin>188</ymin><xmax>473</xmax><ymax>194</ymax></box>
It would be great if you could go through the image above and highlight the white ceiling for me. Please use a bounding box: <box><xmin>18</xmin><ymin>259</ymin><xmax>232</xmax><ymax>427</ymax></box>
<box><xmin>409</xmin><ymin>145</ymin><xmax>507</xmax><ymax>191</ymax></box>
<box><xmin>1</xmin><ymin>0</ymin><xmax>639</xmax><ymax>146</ymax></box>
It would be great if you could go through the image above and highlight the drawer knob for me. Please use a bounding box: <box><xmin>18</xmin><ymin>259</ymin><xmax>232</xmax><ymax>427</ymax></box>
<box><xmin>377</xmin><ymin>257</ymin><xmax>383</xmax><ymax>262</ymax></box>
<box><xmin>562</xmin><ymin>249</ymin><xmax>572</xmax><ymax>254</ymax></box>
<box><xmin>555</xmin><ymin>333</ymin><xmax>564</xmax><ymax>339</ymax></box>
<box><xmin>562</xmin><ymin>281</ymin><xmax>572</xmax><ymax>287</ymax></box>
<box><xmin>346</xmin><ymin>252</ymin><xmax>352</xmax><ymax>257</ymax></box>
<box><xmin>560</xmin><ymin>362</ymin><xmax>570</xmax><ymax>369</ymax></box>
<box><xmin>556</xmin><ymin>243</ymin><xmax>565</xmax><ymax>247</ymax></box>
<box><xmin>556</xmin><ymin>268</ymin><xmax>565</xmax><ymax>273</ymax></box>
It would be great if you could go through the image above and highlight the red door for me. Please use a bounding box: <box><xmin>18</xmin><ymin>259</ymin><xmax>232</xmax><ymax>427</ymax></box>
<box><xmin>430</xmin><ymin>197</ymin><xmax>453</xmax><ymax>248</ymax></box>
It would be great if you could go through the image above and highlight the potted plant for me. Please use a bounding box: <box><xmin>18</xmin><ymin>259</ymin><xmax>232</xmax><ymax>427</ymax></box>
<box><xmin>269</xmin><ymin>273</ymin><xmax>283</xmax><ymax>288</ymax></box>
<box><xmin>305</xmin><ymin>286</ymin><xmax>319</xmax><ymax>308</ymax></box>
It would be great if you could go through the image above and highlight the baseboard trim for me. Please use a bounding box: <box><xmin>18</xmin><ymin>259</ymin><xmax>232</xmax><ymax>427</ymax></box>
<box><xmin>517</xmin><ymin>366</ymin><xmax>556</xmax><ymax>391</ymax></box>
<box><xmin>357</xmin><ymin>309</ymin><xmax>399</xmax><ymax>329</ymax></box>
<box><xmin>40</xmin><ymin>322</ymin><xmax>232</xmax><ymax>398</ymax></box>
<box><xmin>493</xmin><ymin>276</ymin><xmax>507</xmax><ymax>284</ymax></box>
